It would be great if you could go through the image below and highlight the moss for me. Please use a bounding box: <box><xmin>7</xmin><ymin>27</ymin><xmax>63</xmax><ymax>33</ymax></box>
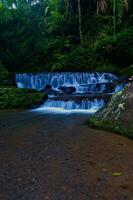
<box><xmin>0</xmin><ymin>87</ymin><xmax>47</xmax><ymax>109</ymax></box>
<box><xmin>88</xmin><ymin>117</ymin><xmax>133</xmax><ymax>138</ymax></box>
<box><xmin>87</xmin><ymin>85</ymin><xmax>133</xmax><ymax>139</ymax></box>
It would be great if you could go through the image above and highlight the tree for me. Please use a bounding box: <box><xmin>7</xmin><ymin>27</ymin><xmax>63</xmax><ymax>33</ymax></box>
<box><xmin>77</xmin><ymin>0</ymin><xmax>83</xmax><ymax>44</ymax></box>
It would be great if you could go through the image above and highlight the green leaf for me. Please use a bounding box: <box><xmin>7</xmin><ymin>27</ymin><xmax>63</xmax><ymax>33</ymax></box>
<box><xmin>112</xmin><ymin>172</ymin><xmax>123</xmax><ymax>177</ymax></box>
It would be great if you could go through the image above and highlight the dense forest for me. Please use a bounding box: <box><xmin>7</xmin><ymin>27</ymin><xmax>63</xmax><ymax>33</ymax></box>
<box><xmin>0</xmin><ymin>0</ymin><xmax>133</xmax><ymax>73</ymax></box>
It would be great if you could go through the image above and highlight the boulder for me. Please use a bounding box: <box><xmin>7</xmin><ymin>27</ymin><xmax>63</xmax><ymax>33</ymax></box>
<box><xmin>58</xmin><ymin>86</ymin><xmax>76</xmax><ymax>94</ymax></box>
<box><xmin>44</xmin><ymin>84</ymin><xmax>52</xmax><ymax>90</ymax></box>
<box><xmin>39</xmin><ymin>84</ymin><xmax>52</xmax><ymax>92</ymax></box>
<box><xmin>88</xmin><ymin>83</ymin><xmax>133</xmax><ymax>138</ymax></box>
<box><xmin>39</xmin><ymin>84</ymin><xmax>61</xmax><ymax>96</ymax></box>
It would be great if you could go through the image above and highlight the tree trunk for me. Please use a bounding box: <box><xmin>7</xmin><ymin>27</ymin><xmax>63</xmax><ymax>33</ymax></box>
<box><xmin>77</xmin><ymin>0</ymin><xmax>83</xmax><ymax>44</ymax></box>
<box><xmin>113</xmin><ymin>0</ymin><xmax>116</xmax><ymax>39</ymax></box>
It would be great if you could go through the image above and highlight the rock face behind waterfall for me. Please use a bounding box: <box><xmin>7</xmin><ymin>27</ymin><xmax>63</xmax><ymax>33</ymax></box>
<box><xmin>88</xmin><ymin>83</ymin><xmax>133</xmax><ymax>138</ymax></box>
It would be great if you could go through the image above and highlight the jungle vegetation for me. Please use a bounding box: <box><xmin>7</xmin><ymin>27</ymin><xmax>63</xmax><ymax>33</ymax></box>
<box><xmin>0</xmin><ymin>0</ymin><xmax>133</xmax><ymax>73</ymax></box>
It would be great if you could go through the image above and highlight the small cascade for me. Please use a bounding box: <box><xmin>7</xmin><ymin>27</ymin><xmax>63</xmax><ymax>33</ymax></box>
<box><xmin>114</xmin><ymin>83</ymin><xmax>125</xmax><ymax>93</ymax></box>
<box><xmin>16</xmin><ymin>72</ymin><xmax>124</xmax><ymax>113</ymax></box>
<box><xmin>36</xmin><ymin>99</ymin><xmax>104</xmax><ymax>113</ymax></box>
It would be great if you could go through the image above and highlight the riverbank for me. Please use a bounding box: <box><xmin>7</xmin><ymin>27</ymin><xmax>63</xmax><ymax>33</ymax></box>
<box><xmin>88</xmin><ymin>83</ymin><xmax>133</xmax><ymax>139</ymax></box>
<box><xmin>0</xmin><ymin>87</ymin><xmax>47</xmax><ymax>109</ymax></box>
<box><xmin>0</xmin><ymin>111</ymin><xmax>133</xmax><ymax>200</ymax></box>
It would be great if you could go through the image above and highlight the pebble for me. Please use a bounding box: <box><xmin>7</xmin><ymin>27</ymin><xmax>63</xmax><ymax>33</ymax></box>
<box><xmin>17</xmin><ymin>178</ymin><xmax>22</xmax><ymax>182</ymax></box>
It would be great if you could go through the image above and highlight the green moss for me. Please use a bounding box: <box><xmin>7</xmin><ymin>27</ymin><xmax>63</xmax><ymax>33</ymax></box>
<box><xmin>0</xmin><ymin>88</ymin><xmax>47</xmax><ymax>109</ymax></box>
<box><xmin>88</xmin><ymin>117</ymin><xmax>133</xmax><ymax>139</ymax></box>
<box><xmin>87</xmin><ymin>86</ymin><xmax>133</xmax><ymax>139</ymax></box>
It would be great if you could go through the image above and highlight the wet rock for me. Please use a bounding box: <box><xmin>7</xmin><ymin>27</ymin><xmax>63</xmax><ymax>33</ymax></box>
<box><xmin>44</xmin><ymin>84</ymin><xmax>52</xmax><ymax>90</ymax></box>
<box><xmin>58</xmin><ymin>86</ymin><xmax>76</xmax><ymax>94</ymax></box>
<box><xmin>97</xmin><ymin>82</ymin><xmax>116</xmax><ymax>93</ymax></box>
<box><xmin>39</xmin><ymin>84</ymin><xmax>52</xmax><ymax>92</ymax></box>
<box><xmin>39</xmin><ymin>85</ymin><xmax>59</xmax><ymax>95</ymax></box>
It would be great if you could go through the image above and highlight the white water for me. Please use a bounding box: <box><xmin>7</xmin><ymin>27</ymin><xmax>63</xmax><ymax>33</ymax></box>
<box><xmin>16</xmin><ymin>72</ymin><xmax>124</xmax><ymax>113</ymax></box>
<box><xmin>35</xmin><ymin>99</ymin><xmax>104</xmax><ymax>113</ymax></box>
<box><xmin>16</xmin><ymin>72</ymin><xmax>119</xmax><ymax>93</ymax></box>
<box><xmin>114</xmin><ymin>84</ymin><xmax>124</xmax><ymax>93</ymax></box>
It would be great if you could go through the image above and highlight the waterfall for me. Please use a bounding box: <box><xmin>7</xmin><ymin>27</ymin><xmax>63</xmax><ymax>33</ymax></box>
<box><xmin>35</xmin><ymin>99</ymin><xmax>104</xmax><ymax>113</ymax></box>
<box><xmin>114</xmin><ymin>83</ymin><xmax>125</xmax><ymax>93</ymax></box>
<box><xmin>16</xmin><ymin>72</ymin><xmax>119</xmax><ymax>93</ymax></box>
<box><xmin>16</xmin><ymin>72</ymin><xmax>124</xmax><ymax>113</ymax></box>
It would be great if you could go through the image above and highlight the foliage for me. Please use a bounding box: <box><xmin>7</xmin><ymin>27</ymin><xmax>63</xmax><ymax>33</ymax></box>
<box><xmin>0</xmin><ymin>0</ymin><xmax>132</xmax><ymax>72</ymax></box>
<box><xmin>121</xmin><ymin>64</ymin><xmax>133</xmax><ymax>77</ymax></box>
<box><xmin>0</xmin><ymin>62</ymin><xmax>10</xmax><ymax>85</ymax></box>
<box><xmin>0</xmin><ymin>87</ymin><xmax>47</xmax><ymax>108</ymax></box>
<box><xmin>93</xmin><ymin>28</ymin><xmax>133</xmax><ymax>68</ymax></box>
<box><xmin>49</xmin><ymin>45</ymin><xmax>95</xmax><ymax>71</ymax></box>
<box><xmin>95</xmin><ymin>63</ymin><xmax>118</xmax><ymax>74</ymax></box>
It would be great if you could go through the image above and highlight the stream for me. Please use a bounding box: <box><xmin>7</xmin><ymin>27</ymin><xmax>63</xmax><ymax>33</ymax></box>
<box><xmin>16</xmin><ymin>72</ymin><xmax>124</xmax><ymax>113</ymax></box>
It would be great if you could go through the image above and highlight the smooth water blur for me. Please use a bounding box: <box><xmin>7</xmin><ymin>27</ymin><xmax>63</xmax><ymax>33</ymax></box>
<box><xmin>16</xmin><ymin>72</ymin><xmax>124</xmax><ymax>113</ymax></box>
<box><xmin>34</xmin><ymin>99</ymin><xmax>104</xmax><ymax>114</ymax></box>
<box><xmin>16</xmin><ymin>72</ymin><xmax>119</xmax><ymax>93</ymax></box>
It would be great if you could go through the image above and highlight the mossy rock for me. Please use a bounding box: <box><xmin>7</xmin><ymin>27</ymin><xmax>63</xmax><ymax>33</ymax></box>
<box><xmin>88</xmin><ymin>86</ymin><xmax>133</xmax><ymax>139</ymax></box>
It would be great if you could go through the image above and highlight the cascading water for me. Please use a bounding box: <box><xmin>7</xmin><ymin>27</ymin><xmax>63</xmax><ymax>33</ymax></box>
<box><xmin>16</xmin><ymin>72</ymin><xmax>119</xmax><ymax>93</ymax></box>
<box><xmin>36</xmin><ymin>99</ymin><xmax>105</xmax><ymax>113</ymax></box>
<box><xmin>16</xmin><ymin>72</ymin><xmax>124</xmax><ymax>113</ymax></box>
